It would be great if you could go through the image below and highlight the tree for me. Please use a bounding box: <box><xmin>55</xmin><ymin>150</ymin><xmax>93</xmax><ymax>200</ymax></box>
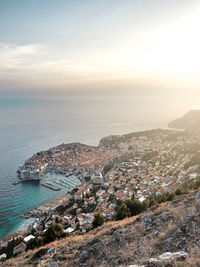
<box><xmin>127</xmin><ymin>198</ymin><xmax>142</xmax><ymax>216</ymax></box>
<box><xmin>141</xmin><ymin>199</ymin><xmax>150</xmax><ymax>211</ymax></box>
<box><xmin>92</xmin><ymin>212</ymin><xmax>105</xmax><ymax>228</ymax></box>
<box><xmin>148</xmin><ymin>196</ymin><xmax>158</xmax><ymax>207</ymax></box>
<box><xmin>115</xmin><ymin>203</ymin><xmax>131</xmax><ymax>220</ymax></box>
<box><xmin>125</xmin><ymin>199</ymin><xmax>133</xmax><ymax>212</ymax></box>
<box><xmin>116</xmin><ymin>199</ymin><xmax>123</xmax><ymax>208</ymax></box>
<box><xmin>43</xmin><ymin>223</ymin><xmax>63</xmax><ymax>243</ymax></box>
<box><xmin>27</xmin><ymin>238</ymin><xmax>41</xmax><ymax>250</ymax></box>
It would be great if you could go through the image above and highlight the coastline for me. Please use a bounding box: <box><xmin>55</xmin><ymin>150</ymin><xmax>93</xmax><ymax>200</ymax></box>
<box><xmin>16</xmin><ymin>172</ymin><xmax>82</xmax><ymax>235</ymax></box>
<box><xmin>17</xmin><ymin>192</ymin><xmax>73</xmax><ymax>234</ymax></box>
<box><xmin>20</xmin><ymin>193</ymin><xmax>70</xmax><ymax>219</ymax></box>
<box><xmin>2</xmin><ymin>127</ymin><xmax>183</xmax><ymax>239</ymax></box>
<box><xmin>11</xmin><ymin>141</ymin><xmax>120</xmax><ymax>236</ymax></box>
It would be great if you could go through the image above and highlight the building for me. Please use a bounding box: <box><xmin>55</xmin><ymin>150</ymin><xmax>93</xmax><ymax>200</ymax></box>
<box><xmin>20</xmin><ymin>170</ymin><xmax>30</xmax><ymax>179</ymax></box>
<box><xmin>0</xmin><ymin>253</ymin><xmax>7</xmax><ymax>261</ymax></box>
<box><xmin>74</xmin><ymin>187</ymin><xmax>90</xmax><ymax>201</ymax></box>
<box><xmin>91</xmin><ymin>172</ymin><xmax>103</xmax><ymax>185</ymax></box>
<box><xmin>64</xmin><ymin>227</ymin><xmax>75</xmax><ymax>233</ymax></box>
<box><xmin>24</xmin><ymin>235</ymin><xmax>35</xmax><ymax>243</ymax></box>
<box><xmin>19</xmin><ymin>170</ymin><xmax>40</xmax><ymax>180</ymax></box>
<box><xmin>30</xmin><ymin>171</ymin><xmax>40</xmax><ymax>180</ymax></box>
<box><xmin>0</xmin><ymin>232</ymin><xmax>21</xmax><ymax>248</ymax></box>
<box><xmin>13</xmin><ymin>243</ymin><xmax>27</xmax><ymax>255</ymax></box>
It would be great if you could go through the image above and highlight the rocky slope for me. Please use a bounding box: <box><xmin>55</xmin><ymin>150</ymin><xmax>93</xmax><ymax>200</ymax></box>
<box><xmin>2</xmin><ymin>190</ymin><xmax>200</xmax><ymax>267</ymax></box>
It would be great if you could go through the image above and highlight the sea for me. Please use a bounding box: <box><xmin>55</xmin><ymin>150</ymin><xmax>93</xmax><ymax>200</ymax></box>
<box><xmin>0</xmin><ymin>93</ymin><xmax>192</xmax><ymax>238</ymax></box>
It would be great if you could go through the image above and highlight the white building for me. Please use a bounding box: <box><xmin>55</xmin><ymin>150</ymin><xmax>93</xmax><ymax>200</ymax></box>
<box><xmin>64</xmin><ymin>227</ymin><xmax>75</xmax><ymax>233</ymax></box>
<box><xmin>91</xmin><ymin>172</ymin><xmax>103</xmax><ymax>185</ymax></box>
<box><xmin>0</xmin><ymin>253</ymin><xmax>7</xmax><ymax>261</ymax></box>
<box><xmin>24</xmin><ymin>235</ymin><xmax>35</xmax><ymax>243</ymax></box>
<box><xmin>13</xmin><ymin>243</ymin><xmax>27</xmax><ymax>255</ymax></box>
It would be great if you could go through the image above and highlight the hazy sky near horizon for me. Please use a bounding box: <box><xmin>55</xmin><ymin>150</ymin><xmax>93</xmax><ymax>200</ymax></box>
<box><xmin>0</xmin><ymin>0</ymin><xmax>200</xmax><ymax>95</ymax></box>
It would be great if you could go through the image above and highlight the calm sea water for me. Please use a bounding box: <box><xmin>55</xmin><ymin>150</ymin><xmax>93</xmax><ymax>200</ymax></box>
<box><xmin>0</xmin><ymin>95</ymin><xmax>191</xmax><ymax>238</ymax></box>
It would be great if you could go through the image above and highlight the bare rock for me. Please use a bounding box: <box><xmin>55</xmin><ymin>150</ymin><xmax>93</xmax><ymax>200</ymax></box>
<box><xmin>195</xmin><ymin>191</ymin><xmax>200</xmax><ymax>201</ymax></box>
<box><xmin>148</xmin><ymin>251</ymin><xmax>188</xmax><ymax>266</ymax></box>
<box><xmin>79</xmin><ymin>250</ymin><xmax>88</xmax><ymax>262</ymax></box>
<box><xmin>196</xmin><ymin>198</ymin><xmax>200</xmax><ymax>209</ymax></box>
<box><xmin>49</xmin><ymin>262</ymin><xmax>58</xmax><ymax>267</ymax></box>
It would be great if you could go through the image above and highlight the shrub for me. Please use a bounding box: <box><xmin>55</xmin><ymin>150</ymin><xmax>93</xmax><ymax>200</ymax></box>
<box><xmin>31</xmin><ymin>248</ymin><xmax>48</xmax><ymax>261</ymax></box>
<box><xmin>27</xmin><ymin>237</ymin><xmax>41</xmax><ymax>250</ymax></box>
<box><xmin>175</xmin><ymin>188</ymin><xmax>187</xmax><ymax>195</ymax></box>
<box><xmin>129</xmin><ymin>198</ymin><xmax>142</xmax><ymax>215</ymax></box>
<box><xmin>115</xmin><ymin>203</ymin><xmax>131</xmax><ymax>220</ymax></box>
<box><xmin>43</xmin><ymin>223</ymin><xmax>63</xmax><ymax>243</ymax></box>
<box><xmin>148</xmin><ymin>196</ymin><xmax>158</xmax><ymax>207</ymax></box>
<box><xmin>165</xmin><ymin>192</ymin><xmax>175</xmax><ymax>201</ymax></box>
<box><xmin>92</xmin><ymin>212</ymin><xmax>106</xmax><ymax>228</ymax></box>
<box><xmin>141</xmin><ymin>199</ymin><xmax>150</xmax><ymax>211</ymax></box>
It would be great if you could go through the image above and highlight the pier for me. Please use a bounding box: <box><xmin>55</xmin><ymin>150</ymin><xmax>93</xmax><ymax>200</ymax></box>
<box><xmin>41</xmin><ymin>183</ymin><xmax>61</xmax><ymax>191</ymax></box>
<box><xmin>12</xmin><ymin>180</ymin><xmax>23</xmax><ymax>185</ymax></box>
<box><xmin>12</xmin><ymin>179</ymin><xmax>40</xmax><ymax>185</ymax></box>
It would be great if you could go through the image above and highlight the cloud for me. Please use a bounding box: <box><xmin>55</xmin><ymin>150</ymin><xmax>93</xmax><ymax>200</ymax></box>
<box><xmin>0</xmin><ymin>43</ymin><xmax>42</xmax><ymax>71</ymax></box>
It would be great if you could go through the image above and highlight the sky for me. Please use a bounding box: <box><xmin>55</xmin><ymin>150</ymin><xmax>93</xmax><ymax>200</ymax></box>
<box><xmin>0</xmin><ymin>0</ymin><xmax>200</xmax><ymax>96</ymax></box>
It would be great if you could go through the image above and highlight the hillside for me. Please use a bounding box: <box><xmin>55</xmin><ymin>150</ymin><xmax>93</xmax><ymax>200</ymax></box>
<box><xmin>169</xmin><ymin>110</ymin><xmax>200</xmax><ymax>130</ymax></box>
<box><xmin>2</xmin><ymin>190</ymin><xmax>200</xmax><ymax>267</ymax></box>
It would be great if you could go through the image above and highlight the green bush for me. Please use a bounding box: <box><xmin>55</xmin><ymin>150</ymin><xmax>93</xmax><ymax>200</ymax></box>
<box><xmin>92</xmin><ymin>212</ymin><xmax>106</xmax><ymax>228</ymax></box>
<box><xmin>141</xmin><ymin>199</ymin><xmax>150</xmax><ymax>211</ymax></box>
<box><xmin>115</xmin><ymin>203</ymin><xmax>131</xmax><ymax>220</ymax></box>
<box><xmin>148</xmin><ymin>196</ymin><xmax>158</xmax><ymax>207</ymax></box>
<box><xmin>43</xmin><ymin>223</ymin><xmax>63</xmax><ymax>243</ymax></box>
<box><xmin>165</xmin><ymin>192</ymin><xmax>175</xmax><ymax>201</ymax></box>
<box><xmin>175</xmin><ymin>188</ymin><xmax>187</xmax><ymax>195</ymax></box>
<box><xmin>27</xmin><ymin>237</ymin><xmax>41</xmax><ymax>250</ymax></box>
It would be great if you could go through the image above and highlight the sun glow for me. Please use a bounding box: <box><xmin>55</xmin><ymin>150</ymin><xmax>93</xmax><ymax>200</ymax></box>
<box><xmin>0</xmin><ymin>1</ymin><xmax>200</xmax><ymax>91</ymax></box>
<box><xmin>92</xmin><ymin>4</ymin><xmax>200</xmax><ymax>86</ymax></box>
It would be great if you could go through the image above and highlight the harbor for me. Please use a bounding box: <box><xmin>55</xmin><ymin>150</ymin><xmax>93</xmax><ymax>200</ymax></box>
<box><xmin>7</xmin><ymin>141</ymin><xmax>118</xmax><ymax>238</ymax></box>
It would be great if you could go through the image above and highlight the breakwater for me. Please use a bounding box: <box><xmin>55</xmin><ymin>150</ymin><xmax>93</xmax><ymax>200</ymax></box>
<box><xmin>41</xmin><ymin>183</ymin><xmax>61</xmax><ymax>191</ymax></box>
